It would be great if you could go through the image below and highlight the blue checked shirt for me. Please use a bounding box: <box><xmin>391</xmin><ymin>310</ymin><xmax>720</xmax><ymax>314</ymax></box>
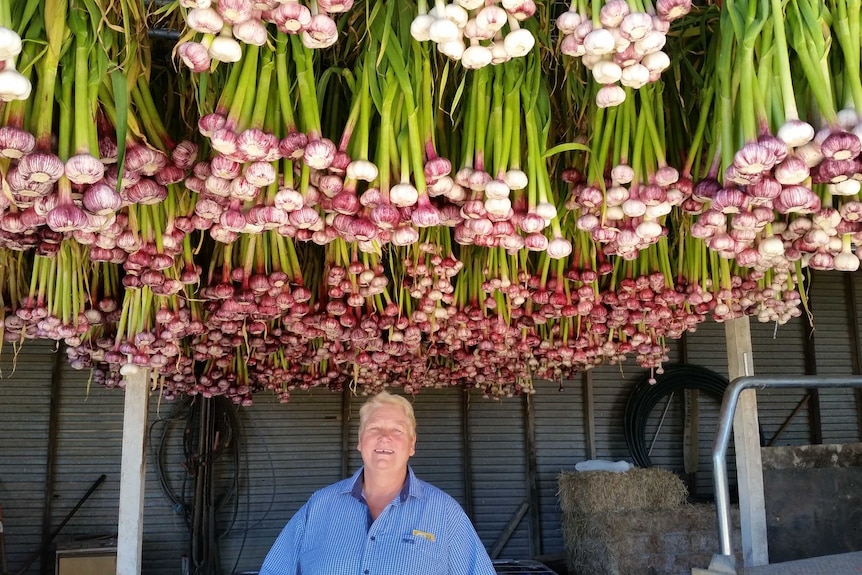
<box><xmin>259</xmin><ymin>466</ymin><xmax>497</xmax><ymax>575</ymax></box>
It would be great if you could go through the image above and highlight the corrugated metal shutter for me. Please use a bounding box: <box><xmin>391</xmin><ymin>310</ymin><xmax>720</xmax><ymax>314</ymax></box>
<box><xmin>0</xmin><ymin>340</ymin><xmax>55</xmax><ymax>575</ymax></box>
<box><xmin>142</xmin><ymin>386</ymin><xmax>345</xmax><ymax>575</ymax></box>
<box><xmin>591</xmin><ymin>364</ymin><xmax>636</xmax><ymax>461</ymax></box>
<box><xmin>467</xmin><ymin>389</ymin><xmax>528</xmax><ymax>559</ymax></box>
<box><xmin>50</xmin><ymin>362</ymin><xmax>125</xmax><ymax>554</ymax></box>
<box><xmin>749</xmin><ymin>317</ymin><xmax>811</xmax><ymax>447</ymax></box>
<box><xmin>685</xmin><ymin>319</ymin><xmax>729</xmax><ymax>374</ymax></box>
<box><xmin>810</xmin><ymin>271</ymin><xmax>861</xmax><ymax>443</ymax></box>
<box><xmin>221</xmin><ymin>389</ymin><xmax>344</xmax><ymax>574</ymax></box>
<box><xmin>33</xmin><ymin>360</ymin><xmax>345</xmax><ymax>575</ymax></box>
<box><xmin>532</xmin><ymin>378</ymin><xmax>585</xmax><ymax>555</ymax></box>
<box><xmin>142</xmin><ymin>394</ymin><xmax>191</xmax><ymax>575</ymax></box>
<box><xmin>407</xmin><ymin>389</ymin><xmax>466</xmax><ymax>506</ymax></box>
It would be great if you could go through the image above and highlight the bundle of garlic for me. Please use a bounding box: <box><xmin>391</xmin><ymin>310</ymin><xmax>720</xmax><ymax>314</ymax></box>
<box><xmin>410</xmin><ymin>0</ymin><xmax>537</xmax><ymax>68</ymax></box>
<box><xmin>557</xmin><ymin>0</ymin><xmax>691</xmax><ymax>107</ymax></box>
<box><xmin>177</xmin><ymin>0</ymin><xmax>352</xmax><ymax>71</ymax></box>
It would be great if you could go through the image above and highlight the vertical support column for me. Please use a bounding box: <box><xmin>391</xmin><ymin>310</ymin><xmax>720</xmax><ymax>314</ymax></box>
<box><xmin>117</xmin><ymin>370</ymin><xmax>150</xmax><ymax>575</ymax></box>
<box><xmin>800</xmin><ymin>288</ymin><xmax>822</xmax><ymax>444</ymax></box>
<box><xmin>341</xmin><ymin>387</ymin><xmax>352</xmax><ymax>478</ymax></box>
<box><xmin>725</xmin><ymin>316</ymin><xmax>768</xmax><ymax>567</ymax></box>
<box><xmin>582</xmin><ymin>371</ymin><xmax>596</xmax><ymax>460</ymax></box>
<box><xmin>39</xmin><ymin>352</ymin><xmax>63</xmax><ymax>575</ymax></box>
<box><xmin>522</xmin><ymin>393</ymin><xmax>542</xmax><ymax>556</ymax></box>
<box><xmin>461</xmin><ymin>387</ymin><xmax>474</xmax><ymax>520</ymax></box>
<box><xmin>681</xmin><ymin>333</ymin><xmax>700</xmax><ymax>496</ymax></box>
<box><xmin>844</xmin><ymin>272</ymin><xmax>862</xmax><ymax>440</ymax></box>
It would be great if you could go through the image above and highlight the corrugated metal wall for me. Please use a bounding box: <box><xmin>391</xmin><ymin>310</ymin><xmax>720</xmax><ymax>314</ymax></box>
<box><xmin>533</xmin><ymin>378</ymin><xmax>585</xmax><ymax>555</ymax></box>
<box><xmin>50</xmin><ymin>360</ymin><xmax>125</xmax><ymax>551</ymax></box>
<box><xmin>221</xmin><ymin>389</ymin><xmax>344</xmax><ymax>574</ymax></box>
<box><xmin>467</xmin><ymin>389</ymin><xmax>529</xmax><ymax>559</ymax></box>
<box><xmin>0</xmin><ymin>340</ymin><xmax>55</xmax><ymax>575</ymax></box>
<box><xmin>810</xmin><ymin>272</ymin><xmax>862</xmax><ymax>443</ymax></box>
<box><xmin>402</xmin><ymin>389</ymin><xmax>467</xmax><ymax>507</ymax></box>
<box><xmin>2</xmin><ymin>274</ymin><xmax>862</xmax><ymax>574</ymax></box>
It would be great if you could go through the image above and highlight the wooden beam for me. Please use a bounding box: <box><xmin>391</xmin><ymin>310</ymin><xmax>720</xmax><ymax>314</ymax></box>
<box><xmin>341</xmin><ymin>387</ymin><xmax>352</xmax><ymax>478</ymax></box>
<box><xmin>39</xmin><ymin>350</ymin><xmax>63</xmax><ymax>575</ymax></box>
<box><xmin>683</xmin><ymin>389</ymin><xmax>700</xmax><ymax>474</ymax></box>
<box><xmin>844</xmin><ymin>272</ymin><xmax>862</xmax><ymax>441</ymax></box>
<box><xmin>801</xmin><ymin>275</ymin><xmax>822</xmax><ymax>444</ymax></box>
<box><xmin>523</xmin><ymin>393</ymin><xmax>542</xmax><ymax>557</ymax></box>
<box><xmin>461</xmin><ymin>387</ymin><xmax>474</xmax><ymax>520</ymax></box>
<box><xmin>681</xmin><ymin>332</ymin><xmax>698</xmax><ymax>496</ymax></box>
<box><xmin>117</xmin><ymin>370</ymin><xmax>149</xmax><ymax>575</ymax></box>
<box><xmin>681</xmin><ymin>331</ymin><xmax>690</xmax><ymax>365</ymax></box>
<box><xmin>766</xmin><ymin>393</ymin><xmax>810</xmax><ymax>447</ymax></box>
<box><xmin>724</xmin><ymin>315</ymin><xmax>768</xmax><ymax>567</ymax></box>
<box><xmin>489</xmin><ymin>500</ymin><xmax>529</xmax><ymax>559</ymax></box>
<box><xmin>582</xmin><ymin>371</ymin><xmax>596</xmax><ymax>460</ymax></box>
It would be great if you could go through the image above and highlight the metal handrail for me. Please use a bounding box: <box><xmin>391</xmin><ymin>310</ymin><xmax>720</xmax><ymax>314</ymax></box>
<box><xmin>712</xmin><ymin>375</ymin><xmax>862</xmax><ymax>558</ymax></box>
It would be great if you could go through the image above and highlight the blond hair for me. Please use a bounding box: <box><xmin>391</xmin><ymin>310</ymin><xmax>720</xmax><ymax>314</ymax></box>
<box><xmin>358</xmin><ymin>391</ymin><xmax>416</xmax><ymax>436</ymax></box>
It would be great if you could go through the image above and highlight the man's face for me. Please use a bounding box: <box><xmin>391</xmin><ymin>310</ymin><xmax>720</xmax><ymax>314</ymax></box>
<box><xmin>357</xmin><ymin>404</ymin><xmax>416</xmax><ymax>473</ymax></box>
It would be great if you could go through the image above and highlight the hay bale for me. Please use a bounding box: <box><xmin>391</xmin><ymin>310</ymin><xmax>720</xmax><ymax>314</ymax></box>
<box><xmin>560</xmin><ymin>504</ymin><xmax>741</xmax><ymax>575</ymax></box>
<box><xmin>557</xmin><ymin>468</ymin><xmax>688</xmax><ymax>515</ymax></box>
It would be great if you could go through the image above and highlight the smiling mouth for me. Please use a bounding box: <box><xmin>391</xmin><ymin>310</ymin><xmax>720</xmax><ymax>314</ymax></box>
<box><xmin>374</xmin><ymin>449</ymin><xmax>394</xmax><ymax>454</ymax></box>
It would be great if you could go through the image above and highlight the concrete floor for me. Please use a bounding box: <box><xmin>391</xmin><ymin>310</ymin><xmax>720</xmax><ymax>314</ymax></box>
<box><xmin>740</xmin><ymin>551</ymin><xmax>862</xmax><ymax>575</ymax></box>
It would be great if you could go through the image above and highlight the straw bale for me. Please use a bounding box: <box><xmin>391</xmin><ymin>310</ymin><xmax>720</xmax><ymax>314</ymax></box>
<box><xmin>557</xmin><ymin>468</ymin><xmax>688</xmax><ymax>515</ymax></box>
<box><xmin>561</xmin><ymin>504</ymin><xmax>740</xmax><ymax>575</ymax></box>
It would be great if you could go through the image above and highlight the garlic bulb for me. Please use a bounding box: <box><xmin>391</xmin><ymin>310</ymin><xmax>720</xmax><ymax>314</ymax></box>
<box><xmin>0</xmin><ymin>27</ymin><xmax>23</xmax><ymax>60</ymax></box>
<box><xmin>0</xmin><ymin>64</ymin><xmax>32</xmax><ymax>102</ymax></box>
<box><xmin>209</xmin><ymin>34</ymin><xmax>243</xmax><ymax>63</ymax></box>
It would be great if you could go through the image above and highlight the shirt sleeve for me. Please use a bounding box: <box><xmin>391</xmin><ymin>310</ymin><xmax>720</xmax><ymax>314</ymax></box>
<box><xmin>446</xmin><ymin>504</ymin><xmax>497</xmax><ymax>575</ymax></box>
<box><xmin>259</xmin><ymin>502</ymin><xmax>309</xmax><ymax>575</ymax></box>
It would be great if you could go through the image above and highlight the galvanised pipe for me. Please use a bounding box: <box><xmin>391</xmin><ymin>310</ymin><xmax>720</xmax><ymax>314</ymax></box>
<box><xmin>712</xmin><ymin>375</ymin><xmax>862</xmax><ymax>558</ymax></box>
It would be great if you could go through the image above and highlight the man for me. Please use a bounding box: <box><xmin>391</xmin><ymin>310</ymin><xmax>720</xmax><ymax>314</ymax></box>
<box><xmin>259</xmin><ymin>391</ymin><xmax>496</xmax><ymax>575</ymax></box>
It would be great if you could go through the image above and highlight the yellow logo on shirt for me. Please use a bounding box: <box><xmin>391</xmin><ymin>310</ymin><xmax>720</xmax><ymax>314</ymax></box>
<box><xmin>412</xmin><ymin>529</ymin><xmax>436</xmax><ymax>542</ymax></box>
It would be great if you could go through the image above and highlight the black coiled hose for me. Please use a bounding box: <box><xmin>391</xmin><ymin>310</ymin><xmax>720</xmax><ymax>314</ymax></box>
<box><xmin>624</xmin><ymin>363</ymin><xmax>730</xmax><ymax>469</ymax></box>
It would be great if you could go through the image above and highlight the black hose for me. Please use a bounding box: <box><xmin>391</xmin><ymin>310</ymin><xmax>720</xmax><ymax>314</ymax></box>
<box><xmin>149</xmin><ymin>396</ymin><xmax>243</xmax><ymax>575</ymax></box>
<box><xmin>624</xmin><ymin>363</ymin><xmax>730</xmax><ymax>469</ymax></box>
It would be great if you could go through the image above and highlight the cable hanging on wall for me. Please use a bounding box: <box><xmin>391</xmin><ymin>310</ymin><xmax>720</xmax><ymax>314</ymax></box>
<box><xmin>623</xmin><ymin>363</ymin><xmax>730</xmax><ymax>470</ymax></box>
<box><xmin>149</xmin><ymin>396</ymin><xmax>242</xmax><ymax>575</ymax></box>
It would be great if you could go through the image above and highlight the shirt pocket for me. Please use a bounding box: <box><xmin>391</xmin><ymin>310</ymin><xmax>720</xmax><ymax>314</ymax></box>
<box><xmin>399</xmin><ymin>534</ymin><xmax>446</xmax><ymax>575</ymax></box>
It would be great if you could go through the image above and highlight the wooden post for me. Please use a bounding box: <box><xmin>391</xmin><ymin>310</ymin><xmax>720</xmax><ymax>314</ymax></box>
<box><xmin>802</xmin><ymin>275</ymin><xmax>822</xmax><ymax>444</ymax></box>
<box><xmin>725</xmin><ymin>316</ymin><xmax>768</xmax><ymax>567</ymax></box>
<box><xmin>522</xmin><ymin>393</ymin><xmax>542</xmax><ymax>556</ymax></box>
<box><xmin>341</xmin><ymin>387</ymin><xmax>352</xmax><ymax>478</ymax></box>
<box><xmin>39</xmin><ymin>351</ymin><xmax>63</xmax><ymax>575</ymax></box>
<box><xmin>582</xmin><ymin>371</ymin><xmax>596</xmax><ymax>460</ymax></box>
<box><xmin>117</xmin><ymin>370</ymin><xmax>149</xmax><ymax>575</ymax></box>
<box><xmin>844</xmin><ymin>272</ymin><xmax>862</xmax><ymax>440</ymax></box>
<box><xmin>461</xmin><ymin>387</ymin><xmax>474</xmax><ymax>520</ymax></box>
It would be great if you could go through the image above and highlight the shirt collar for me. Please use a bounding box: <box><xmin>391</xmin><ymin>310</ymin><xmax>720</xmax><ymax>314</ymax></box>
<box><xmin>346</xmin><ymin>466</ymin><xmax>424</xmax><ymax>503</ymax></box>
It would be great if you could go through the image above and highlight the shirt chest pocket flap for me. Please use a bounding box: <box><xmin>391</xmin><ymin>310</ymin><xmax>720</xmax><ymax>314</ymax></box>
<box><xmin>399</xmin><ymin>534</ymin><xmax>445</xmax><ymax>573</ymax></box>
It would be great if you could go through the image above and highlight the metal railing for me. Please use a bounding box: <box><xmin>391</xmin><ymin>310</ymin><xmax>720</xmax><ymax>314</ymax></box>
<box><xmin>712</xmin><ymin>375</ymin><xmax>862</xmax><ymax>558</ymax></box>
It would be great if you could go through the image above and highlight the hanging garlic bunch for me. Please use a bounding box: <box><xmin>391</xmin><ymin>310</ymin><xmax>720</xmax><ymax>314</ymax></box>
<box><xmin>0</xmin><ymin>27</ymin><xmax>30</xmax><ymax>101</ymax></box>
<box><xmin>410</xmin><ymin>0</ymin><xmax>537</xmax><ymax>68</ymax></box>
<box><xmin>177</xmin><ymin>0</ymin><xmax>347</xmax><ymax>71</ymax></box>
<box><xmin>556</xmin><ymin>0</ymin><xmax>690</xmax><ymax>106</ymax></box>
